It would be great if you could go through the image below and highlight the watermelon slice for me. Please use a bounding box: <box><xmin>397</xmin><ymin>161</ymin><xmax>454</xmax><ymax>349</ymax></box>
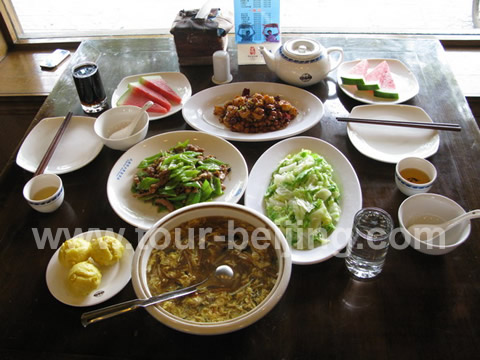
<box><xmin>117</xmin><ymin>88</ymin><xmax>168</xmax><ymax>114</ymax></box>
<box><xmin>356</xmin><ymin>63</ymin><xmax>381</xmax><ymax>91</ymax></box>
<box><xmin>128</xmin><ymin>82</ymin><xmax>172</xmax><ymax>111</ymax></box>
<box><xmin>362</xmin><ymin>61</ymin><xmax>399</xmax><ymax>99</ymax></box>
<box><xmin>139</xmin><ymin>75</ymin><xmax>182</xmax><ymax>104</ymax></box>
<box><xmin>341</xmin><ymin>59</ymin><xmax>369</xmax><ymax>85</ymax></box>
<box><xmin>373</xmin><ymin>65</ymin><xmax>399</xmax><ymax>99</ymax></box>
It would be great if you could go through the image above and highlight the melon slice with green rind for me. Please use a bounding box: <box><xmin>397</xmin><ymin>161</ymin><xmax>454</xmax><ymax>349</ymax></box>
<box><xmin>374</xmin><ymin>64</ymin><xmax>399</xmax><ymax>99</ymax></box>
<box><xmin>360</xmin><ymin>60</ymin><xmax>399</xmax><ymax>99</ymax></box>
<box><xmin>128</xmin><ymin>82</ymin><xmax>172</xmax><ymax>111</ymax></box>
<box><xmin>117</xmin><ymin>88</ymin><xmax>168</xmax><ymax>114</ymax></box>
<box><xmin>372</xmin><ymin>61</ymin><xmax>399</xmax><ymax>99</ymax></box>
<box><xmin>341</xmin><ymin>59</ymin><xmax>369</xmax><ymax>85</ymax></box>
<box><xmin>139</xmin><ymin>75</ymin><xmax>182</xmax><ymax>104</ymax></box>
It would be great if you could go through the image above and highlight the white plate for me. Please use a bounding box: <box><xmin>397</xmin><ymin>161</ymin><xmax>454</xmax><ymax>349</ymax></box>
<box><xmin>107</xmin><ymin>130</ymin><xmax>248</xmax><ymax>230</ymax></box>
<box><xmin>182</xmin><ymin>81</ymin><xmax>324</xmax><ymax>142</ymax></box>
<box><xmin>111</xmin><ymin>72</ymin><xmax>192</xmax><ymax>120</ymax></box>
<box><xmin>16</xmin><ymin>116</ymin><xmax>103</xmax><ymax>174</ymax></box>
<box><xmin>46</xmin><ymin>230</ymin><xmax>134</xmax><ymax>307</ymax></box>
<box><xmin>346</xmin><ymin>104</ymin><xmax>440</xmax><ymax>163</ymax></box>
<box><xmin>244</xmin><ymin>137</ymin><xmax>362</xmax><ymax>265</ymax></box>
<box><xmin>337</xmin><ymin>58</ymin><xmax>419</xmax><ymax>104</ymax></box>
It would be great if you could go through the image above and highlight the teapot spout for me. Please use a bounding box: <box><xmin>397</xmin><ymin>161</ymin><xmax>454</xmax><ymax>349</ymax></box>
<box><xmin>259</xmin><ymin>46</ymin><xmax>276</xmax><ymax>72</ymax></box>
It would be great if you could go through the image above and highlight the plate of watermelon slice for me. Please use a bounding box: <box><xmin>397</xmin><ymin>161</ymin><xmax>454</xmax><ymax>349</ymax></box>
<box><xmin>337</xmin><ymin>58</ymin><xmax>419</xmax><ymax>104</ymax></box>
<box><xmin>111</xmin><ymin>72</ymin><xmax>192</xmax><ymax>120</ymax></box>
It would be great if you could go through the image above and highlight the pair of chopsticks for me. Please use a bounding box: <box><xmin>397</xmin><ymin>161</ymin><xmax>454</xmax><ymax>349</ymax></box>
<box><xmin>336</xmin><ymin>116</ymin><xmax>462</xmax><ymax>132</ymax></box>
<box><xmin>34</xmin><ymin>112</ymin><xmax>73</xmax><ymax>176</ymax></box>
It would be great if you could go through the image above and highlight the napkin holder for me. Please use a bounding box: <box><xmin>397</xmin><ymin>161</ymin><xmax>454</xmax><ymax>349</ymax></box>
<box><xmin>170</xmin><ymin>8</ymin><xmax>233</xmax><ymax>66</ymax></box>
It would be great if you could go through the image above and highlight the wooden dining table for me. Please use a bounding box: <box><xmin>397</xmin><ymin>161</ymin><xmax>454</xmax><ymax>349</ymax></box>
<box><xmin>1</xmin><ymin>35</ymin><xmax>479</xmax><ymax>359</ymax></box>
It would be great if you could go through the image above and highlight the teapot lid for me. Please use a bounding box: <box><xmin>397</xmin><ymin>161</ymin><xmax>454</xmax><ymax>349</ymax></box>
<box><xmin>281</xmin><ymin>39</ymin><xmax>323</xmax><ymax>61</ymax></box>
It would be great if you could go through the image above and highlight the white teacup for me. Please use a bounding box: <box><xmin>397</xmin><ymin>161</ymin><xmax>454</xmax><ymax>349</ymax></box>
<box><xmin>23</xmin><ymin>173</ymin><xmax>64</xmax><ymax>213</ymax></box>
<box><xmin>395</xmin><ymin>157</ymin><xmax>437</xmax><ymax>197</ymax></box>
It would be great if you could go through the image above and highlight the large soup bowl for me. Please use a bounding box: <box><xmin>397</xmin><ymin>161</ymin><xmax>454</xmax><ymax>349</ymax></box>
<box><xmin>131</xmin><ymin>202</ymin><xmax>292</xmax><ymax>335</ymax></box>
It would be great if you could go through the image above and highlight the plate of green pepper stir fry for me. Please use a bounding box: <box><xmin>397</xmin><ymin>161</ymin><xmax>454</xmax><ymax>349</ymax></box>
<box><xmin>107</xmin><ymin>131</ymin><xmax>248</xmax><ymax>230</ymax></box>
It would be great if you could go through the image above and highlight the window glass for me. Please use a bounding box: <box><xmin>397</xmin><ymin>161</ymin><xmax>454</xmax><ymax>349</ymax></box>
<box><xmin>6</xmin><ymin>0</ymin><xmax>480</xmax><ymax>40</ymax></box>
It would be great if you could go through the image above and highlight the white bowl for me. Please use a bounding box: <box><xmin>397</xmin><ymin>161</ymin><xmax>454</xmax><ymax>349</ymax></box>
<box><xmin>94</xmin><ymin>106</ymin><xmax>149</xmax><ymax>151</ymax></box>
<box><xmin>131</xmin><ymin>202</ymin><xmax>292</xmax><ymax>335</ymax></box>
<box><xmin>23</xmin><ymin>173</ymin><xmax>64</xmax><ymax>213</ymax></box>
<box><xmin>395</xmin><ymin>156</ymin><xmax>437</xmax><ymax>196</ymax></box>
<box><xmin>398</xmin><ymin>193</ymin><xmax>471</xmax><ymax>255</ymax></box>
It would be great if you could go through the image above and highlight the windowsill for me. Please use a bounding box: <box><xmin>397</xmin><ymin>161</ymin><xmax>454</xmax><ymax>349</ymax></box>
<box><xmin>8</xmin><ymin>32</ymin><xmax>480</xmax><ymax>48</ymax></box>
<box><xmin>0</xmin><ymin>45</ymin><xmax>77</xmax><ymax>96</ymax></box>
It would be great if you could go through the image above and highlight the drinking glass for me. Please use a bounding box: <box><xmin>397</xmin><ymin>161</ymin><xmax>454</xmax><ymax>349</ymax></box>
<box><xmin>345</xmin><ymin>207</ymin><xmax>393</xmax><ymax>279</ymax></box>
<box><xmin>72</xmin><ymin>62</ymin><xmax>108</xmax><ymax>113</ymax></box>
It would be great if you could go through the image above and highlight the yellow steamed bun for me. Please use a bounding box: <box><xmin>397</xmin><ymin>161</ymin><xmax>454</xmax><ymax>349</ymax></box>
<box><xmin>67</xmin><ymin>261</ymin><xmax>102</xmax><ymax>296</ymax></box>
<box><xmin>90</xmin><ymin>236</ymin><xmax>125</xmax><ymax>266</ymax></box>
<box><xmin>58</xmin><ymin>237</ymin><xmax>91</xmax><ymax>267</ymax></box>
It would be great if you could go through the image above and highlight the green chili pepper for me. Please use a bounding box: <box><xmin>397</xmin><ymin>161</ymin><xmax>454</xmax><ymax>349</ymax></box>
<box><xmin>132</xmin><ymin>139</ymin><xmax>230</xmax><ymax>212</ymax></box>
<box><xmin>201</xmin><ymin>180</ymin><xmax>214</xmax><ymax>201</ymax></box>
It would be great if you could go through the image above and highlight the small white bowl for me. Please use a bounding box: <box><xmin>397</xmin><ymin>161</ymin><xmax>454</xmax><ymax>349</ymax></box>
<box><xmin>23</xmin><ymin>173</ymin><xmax>64</xmax><ymax>213</ymax></box>
<box><xmin>395</xmin><ymin>156</ymin><xmax>437</xmax><ymax>196</ymax></box>
<box><xmin>131</xmin><ymin>202</ymin><xmax>292</xmax><ymax>335</ymax></box>
<box><xmin>94</xmin><ymin>105</ymin><xmax>149</xmax><ymax>151</ymax></box>
<box><xmin>398</xmin><ymin>193</ymin><xmax>471</xmax><ymax>255</ymax></box>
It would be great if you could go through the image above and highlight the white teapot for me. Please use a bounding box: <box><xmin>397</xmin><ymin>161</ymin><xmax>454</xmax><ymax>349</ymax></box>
<box><xmin>259</xmin><ymin>38</ymin><xmax>344</xmax><ymax>87</ymax></box>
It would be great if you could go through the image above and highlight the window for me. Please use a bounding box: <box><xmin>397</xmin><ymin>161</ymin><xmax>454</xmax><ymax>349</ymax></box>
<box><xmin>2</xmin><ymin>0</ymin><xmax>480</xmax><ymax>43</ymax></box>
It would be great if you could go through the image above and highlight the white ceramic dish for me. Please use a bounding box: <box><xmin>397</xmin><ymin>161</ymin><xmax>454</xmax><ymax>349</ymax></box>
<box><xmin>346</xmin><ymin>104</ymin><xmax>440</xmax><ymax>164</ymax></box>
<box><xmin>107</xmin><ymin>131</ymin><xmax>248</xmax><ymax>230</ymax></box>
<box><xmin>337</xmin><ymin>58</ymin><xmax>419</xmax><ymax>104</ymax></box>
<box><xmin>46</xmin><ymin>230</ymin><xmax>134</xmax><ymax>307</ymax></box>
<box><xmin>111</xmin><ymin>72</ymin><xmax>192</xmax><ymax>120</ymax></box>
<box><xmin>16</xmin><ymin>116</ymin><xmax>103</xmax><ymax>174</ymax></box>
<box><xmin>94</xmin><ymin>105</ymin><xmax>149</xmax><ymax>151</ymax></box>
<box><xmin>244</xmin><ymin>136</ymin><xmax>362</xmax><ymax>265</ymax></box>
<box><xmin>131</xmin><ymin>202</ymin><xmax>292</xmax><ymax>335</ymax></box>
<box><xmin>182</xmin><ymin>81</ymin><xmax>324</xmax><ymax>142</ymax></box>
<box><xmin>398</xmin><ymin>193</ymin><xmax>471</xmax><ymax>255</ymax></box>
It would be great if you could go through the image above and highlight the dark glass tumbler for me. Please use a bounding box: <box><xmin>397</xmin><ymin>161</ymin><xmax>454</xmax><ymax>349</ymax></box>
<box><xmin>72</xmin><ymin>62</ymin><xmax>107</xmax><ymax>113</ymax></box>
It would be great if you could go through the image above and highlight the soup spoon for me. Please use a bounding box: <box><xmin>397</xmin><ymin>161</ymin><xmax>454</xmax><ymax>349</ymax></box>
<box><xmin>109</xmin><ymin>101</ymin><xmax>153</xmax><ymax>140</ymax></box>
<box><xmin>407</xmin><ymin>209</ymin><xmax>480</xmax><ymax>243</ymax></box>
<box><xmin>81</xmin><ymin>264</ymin><xmax>234</xmax><ymax>327</ymax></box>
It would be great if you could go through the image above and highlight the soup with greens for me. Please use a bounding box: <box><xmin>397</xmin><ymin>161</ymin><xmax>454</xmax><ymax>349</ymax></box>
<box><xmin>146</xmin><ymin>216</ymin><xmax>278</xmax><ymax>322</ymax></box>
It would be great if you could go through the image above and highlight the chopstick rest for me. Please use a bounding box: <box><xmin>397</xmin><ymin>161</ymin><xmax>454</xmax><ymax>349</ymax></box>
<box><xmin>337</xmin><ymin>116</ymin><xmax>461</xmax><ymax>132</ymax></box>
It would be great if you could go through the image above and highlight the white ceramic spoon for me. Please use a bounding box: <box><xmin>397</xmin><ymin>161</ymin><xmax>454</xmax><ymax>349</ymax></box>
<box><xmin>407</xmin><ymin>209</ymin><xmax>480</xmax><ymax>243</ymax></box>
<box><xmin>109</xmin><ymin>101</ymin><xmax>153</xmax><ymax>140</ymax></box>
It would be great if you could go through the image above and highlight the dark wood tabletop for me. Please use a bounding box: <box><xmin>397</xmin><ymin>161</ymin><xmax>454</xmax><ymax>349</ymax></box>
<box><xmin>1</xmin><ymin>36</ymin><xmax>479</xmax><ymax>360</ymax></box>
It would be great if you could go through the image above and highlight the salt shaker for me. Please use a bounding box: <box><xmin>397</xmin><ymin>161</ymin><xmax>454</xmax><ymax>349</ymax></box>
<box><xmin>212</xmin><ymin>50</ymin><xmax>233</xmax><ymax>84</ymax></box>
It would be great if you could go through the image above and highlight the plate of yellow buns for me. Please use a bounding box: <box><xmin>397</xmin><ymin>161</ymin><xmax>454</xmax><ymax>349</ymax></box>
<box><xmin>46</xmin><ymin>230</ymin><xmax>134</xmax><ymax>307</ymax></box>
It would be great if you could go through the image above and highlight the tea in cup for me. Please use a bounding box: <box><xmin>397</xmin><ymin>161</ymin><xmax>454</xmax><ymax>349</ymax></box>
<box><xmin>23</xmin><ymin>173</ymin><xmax>64</xmax><ymax>213</ymax></box>
<box><xmin>395</xmin><ymin>157</ymin><xmax>437</xmax><ymax>196</ymax></box>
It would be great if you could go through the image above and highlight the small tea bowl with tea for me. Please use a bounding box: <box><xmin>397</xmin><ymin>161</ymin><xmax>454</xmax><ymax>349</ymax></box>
<box><xmin>395</xmin><ymin>157</ymin><xmax>437</xmax><ymax>196</ymax></box>
<box><xmin>23</xmin><ymin>173</ymin><xmax>64</xmax><ymax>213</ymax></box>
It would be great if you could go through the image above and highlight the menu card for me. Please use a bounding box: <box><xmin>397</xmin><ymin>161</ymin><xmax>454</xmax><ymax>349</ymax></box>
<box><xmin>234</xmin><ymin>0</ymin><xmax>281</xmax><ymax>65</ymax></box>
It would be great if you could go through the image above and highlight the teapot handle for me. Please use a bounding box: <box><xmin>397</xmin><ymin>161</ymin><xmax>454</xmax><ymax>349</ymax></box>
<box><xmin>326</xmin><ymin>47</ymin><xmax>344</xmax><ymax>73</ymax></box>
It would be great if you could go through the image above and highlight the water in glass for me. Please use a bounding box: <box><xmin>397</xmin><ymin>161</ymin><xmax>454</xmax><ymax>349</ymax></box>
<box><xmin>345</xmin><ymin>208</ymin><xmax>393</xmax><ymax>279</ymax></box>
